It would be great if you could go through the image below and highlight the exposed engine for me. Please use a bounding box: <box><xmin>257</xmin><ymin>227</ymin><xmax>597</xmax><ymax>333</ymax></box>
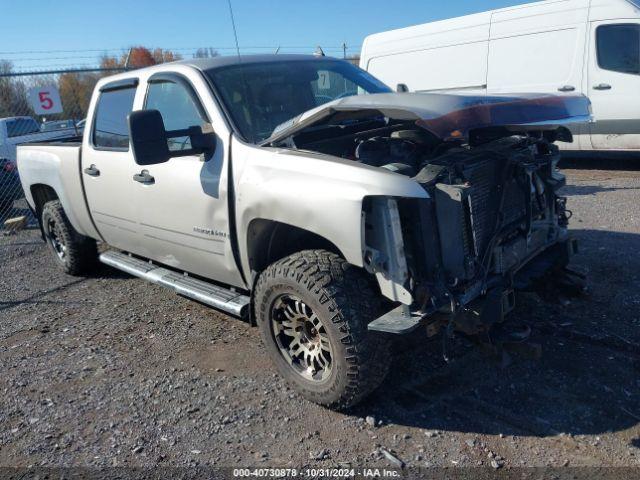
<box><xmin>290</xmin><ymin>122</ymin><xmax>574</xmax><ymax>314</ymax></box>
<box><xmin>268</xmin><ymin>92</ymin><xmax>589</xmax><ymax>343</ymax></box>
<box><xmin>411</xmin><ymin>135</ymin><xmax>569</xmax><ymax>287</ymax></box>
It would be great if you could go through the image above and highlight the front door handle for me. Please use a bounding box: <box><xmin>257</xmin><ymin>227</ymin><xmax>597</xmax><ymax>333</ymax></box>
<box><xmin>84</xmin><ymin>164</ymin><xmax>100</xmax><ymax>177</ymax></box>
<box><xmin>593</xmin><ymin>83</ymin><xmax>612</xmax><ymax>90</ymax></box>
<box><xmin>133</xmin><ymin>170</ymin><xmax>155</xmax><ymax>185</ymax></box>
<box><xmin>558</xmin><ymin>85</ymin><xmax>575</xmax><ymax>92</ymax></box>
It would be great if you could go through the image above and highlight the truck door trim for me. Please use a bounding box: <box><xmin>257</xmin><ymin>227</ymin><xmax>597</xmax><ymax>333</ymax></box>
<box><xmin>99</xmin><ymin>78</ymin><xmax>139</xmax><ymax>92</ymax></box>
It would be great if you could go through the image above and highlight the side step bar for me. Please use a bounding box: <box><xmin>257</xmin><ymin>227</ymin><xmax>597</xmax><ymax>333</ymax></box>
<box><xmin>99</xmin><ymin>250</ymin><xmax>250</xmax><ymax>317</ymax></box>
<box><xmin>368</xmin><ymin>305</ymin><xmax>423</xmax><ymax>334</ymax></box>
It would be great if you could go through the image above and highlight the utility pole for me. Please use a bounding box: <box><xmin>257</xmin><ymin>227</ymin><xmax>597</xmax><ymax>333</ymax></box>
<box><xmin>124</xmin><ymin>47</ymin><xmax>133</xmax><ymax>69</ymax></box>
<box><xmin>342</xmin><ymin>42</ymin><xmax>347</xmax><ymax>59</ymax></box>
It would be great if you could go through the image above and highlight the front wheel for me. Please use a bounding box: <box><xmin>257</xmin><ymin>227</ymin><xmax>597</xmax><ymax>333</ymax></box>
<box><xmin>41</xmin><ymin>200</ymin><xmax>98</xmax><ymax>275</ymax></box>
<box><xmin>254</xmin><ymin>250</ymin><xmax>391</xmax><ymax>409</ymax></box>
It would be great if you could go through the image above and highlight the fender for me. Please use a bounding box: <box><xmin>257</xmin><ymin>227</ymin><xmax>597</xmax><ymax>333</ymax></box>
<box><xmin>231</xmin><ymin>137</ymin><xmax>428</xmax><ymax>286</ymax></box>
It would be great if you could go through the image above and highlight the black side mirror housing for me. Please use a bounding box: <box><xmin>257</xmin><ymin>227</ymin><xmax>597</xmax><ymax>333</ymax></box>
<box><xmin>396</xmin><ymin>83</ymin><xmax>409</xmax><ymax>93</ymax></box>
<box><xmin>128</xmin><ymin>109</ymin><xmax>217</xmax><ymax>166</ymax></box>
<box><xmin>128</xmin><ymin>109</ymin><xmax>170</xmax><ymax>166</ymax></box>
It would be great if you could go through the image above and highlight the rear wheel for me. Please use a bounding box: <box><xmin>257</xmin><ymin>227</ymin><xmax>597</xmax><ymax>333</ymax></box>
<box><xmin>41</xmin><ymin>200</ymin><xmax>97</xmax><ymax>275</ymax></box>
<box><xmin>254</xmin><ymin>249</ymin><xmax>391</xmax><ymax>409</ymax></box>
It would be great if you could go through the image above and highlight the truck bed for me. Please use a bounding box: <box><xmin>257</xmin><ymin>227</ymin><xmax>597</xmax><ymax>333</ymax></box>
<box><xmin>17</xmin><ymin>142</ymin><xmax>100</xmax><ymax>240</ymax></box>
<box><xmin>22</xmin><ymin>136</ymin><xmax>83</xmax><ymax>147</ymax></box>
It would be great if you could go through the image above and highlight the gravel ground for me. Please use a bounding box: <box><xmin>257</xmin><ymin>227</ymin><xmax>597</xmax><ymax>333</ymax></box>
<box><xmin>0</xmin><ymin>162</ymin><xmax>639</xmax><ymax>472</ymax></box>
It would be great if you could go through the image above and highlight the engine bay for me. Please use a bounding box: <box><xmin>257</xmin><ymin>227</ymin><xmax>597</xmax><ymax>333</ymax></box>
<box><xmin>285</xmin><ymin>118</ymin><xmax>571</xmax><ymax>295</ymax></box>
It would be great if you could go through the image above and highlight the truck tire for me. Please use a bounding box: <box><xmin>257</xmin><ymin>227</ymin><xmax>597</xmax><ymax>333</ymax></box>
<box><xmin>41</xmin><ymin>200</ymin><xmax>97</xmax><ymax>275</ymax></box>
<box><xmin>254</xmin><ymin>249</ymin><xmax>391</xmax><ymax>409</ymax></box>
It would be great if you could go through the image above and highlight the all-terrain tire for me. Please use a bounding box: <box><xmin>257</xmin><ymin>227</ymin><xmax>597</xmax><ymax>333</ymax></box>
<box><xmin>254</xmin><ymin>249</ymin><xmax>391</xmax><ymax>409</ymax></box>
<box><xmin>41</xmin><ymin>200</ymin><xmax>98</xmax><ymax>276</ymax></box>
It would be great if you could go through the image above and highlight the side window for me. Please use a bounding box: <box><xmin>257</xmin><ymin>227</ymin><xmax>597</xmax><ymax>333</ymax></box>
<box><xmin>597</xmin><ymin>24</ymin><xmax>640</xmax><ymax>74</ymax></box>
<box><xmin>92</xmin><ymin>86</ymin><xmax>137</xmax><ymax>150</ymax></box>
<box><xmin>145</xmin><ymin>80</ymin><xmax>206</xmax><ymax>152</ymax></box>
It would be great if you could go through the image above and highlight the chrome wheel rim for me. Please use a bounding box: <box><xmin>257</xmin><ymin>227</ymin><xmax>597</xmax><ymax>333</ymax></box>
<box><xmin>45</xmin><ymin>217</ymin><xmax>66</xmax><ymax>261</ymax></box>
<box><xmin>271</xmin><ymin>294</ymin><xmax>333</xmax><ymax>383</ymax></box>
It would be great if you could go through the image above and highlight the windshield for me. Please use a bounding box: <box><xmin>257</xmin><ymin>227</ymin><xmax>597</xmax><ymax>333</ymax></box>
<box><xmin>206</xmin><ymin>59</ymin><xmax>391</xmax><ymax>144</ymax></box>
<box><xmin>7</xmin><ymin>118</ymin><xmax>40</xmax><ymax>137</ymax></box>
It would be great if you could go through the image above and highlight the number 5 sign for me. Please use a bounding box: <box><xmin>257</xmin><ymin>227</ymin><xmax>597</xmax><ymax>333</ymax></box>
<box><xmin>28</xmin><ymin>86</ymin><xmax>63</xmax><ymax>115</ymax></box>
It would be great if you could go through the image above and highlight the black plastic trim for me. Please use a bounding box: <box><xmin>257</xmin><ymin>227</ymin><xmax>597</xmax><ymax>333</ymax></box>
<box><xmin>99</xmin><ymin>77</ymin><xmax>139</xmax><ymax>92</ymax></box>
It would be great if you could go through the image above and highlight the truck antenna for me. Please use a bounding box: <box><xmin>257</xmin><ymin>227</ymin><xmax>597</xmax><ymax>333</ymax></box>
<box><xmin>227</xmin><ymin>0</ymin><xmax>242</xmax><ymax>61</ymax></box>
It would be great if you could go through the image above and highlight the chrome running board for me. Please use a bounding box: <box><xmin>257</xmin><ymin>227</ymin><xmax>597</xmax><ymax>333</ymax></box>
<box><xmin>99</xmin><ymin>250</ymin><xmax>250</xmax><ymax>317</ymax></box>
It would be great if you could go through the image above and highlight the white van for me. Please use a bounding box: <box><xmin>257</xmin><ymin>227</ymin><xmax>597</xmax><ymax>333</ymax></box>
<box><xmin>361</xmin><ymin>0</ymin><xmax>640</xmax><ymax>151</ymax></box>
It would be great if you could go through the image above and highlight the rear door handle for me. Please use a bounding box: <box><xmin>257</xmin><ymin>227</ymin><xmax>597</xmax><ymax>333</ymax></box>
<box><xmin>593</xmin><ymin>83</ymin><xmax>612</xmax><ymax>90</ymax></box>
<box><xmin>558</xmin><ymin>85</ymin><xmax>575</xmax><ymax>92</ymax></box>
<box><xmin>84</xmin><ymin>164</ymin><xmax>100</xmax><ymax>177</ymax></box>
<box><xmin>133</xmin><ymin>170</ymin><xmax>155</xmax><ymax>185</ymax></box>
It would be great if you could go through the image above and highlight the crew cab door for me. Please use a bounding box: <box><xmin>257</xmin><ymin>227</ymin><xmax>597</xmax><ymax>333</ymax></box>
<box><xmin>133</xmin><ymin>71</ymin><xmax>244</xmax><ymax>287</ymax></box>
<box><xmin>81</xmin><ymin>79</ymin><xmax>140</xmax><ymax>252</ymax></box>
<box><xmin>588</xmin><ymin>21</ymin><xmax>640</xmax><ymax>150</ymax></box>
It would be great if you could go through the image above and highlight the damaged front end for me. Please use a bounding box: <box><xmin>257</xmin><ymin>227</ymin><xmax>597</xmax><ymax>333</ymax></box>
<box><xmin>365</xmin><ymin>136</ymin><xmax>581</xmax><ymax>339</ymax></box>
<box><xmin>267</xmin><ymin>92</ymin><xmax>591</xmax><ymax>341</ymax></box>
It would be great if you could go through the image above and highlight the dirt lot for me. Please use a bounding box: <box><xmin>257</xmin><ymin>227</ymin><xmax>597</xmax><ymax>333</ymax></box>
<box><xmin>1</xmin><ymin>161</ymin><xmax>639</xmax><ymax>472</ymax></box>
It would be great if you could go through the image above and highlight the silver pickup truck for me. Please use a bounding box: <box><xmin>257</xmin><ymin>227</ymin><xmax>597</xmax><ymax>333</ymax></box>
<box><xmin>17</xmin><ymin>55</ymin><xmax>590</xmax><ymax>408</ymax></box>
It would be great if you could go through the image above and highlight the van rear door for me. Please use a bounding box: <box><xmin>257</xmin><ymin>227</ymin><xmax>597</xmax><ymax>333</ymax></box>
<box><xmin>588</xmin><ymin>21</ymin><xmax>640</xmax><ymax>150</ymax></box>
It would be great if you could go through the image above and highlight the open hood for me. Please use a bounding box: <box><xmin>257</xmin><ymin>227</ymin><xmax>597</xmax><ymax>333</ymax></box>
<box><xmin>263</xmin><ymin>92</ymin><xmax>592</xmax><ymax>145</ymax></box>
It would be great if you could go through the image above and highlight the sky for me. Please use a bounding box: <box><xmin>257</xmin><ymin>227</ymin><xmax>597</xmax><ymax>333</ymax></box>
<box><xmin>2</xmin><ymin>0</ymin><xmax>534</xmax><ymax>71</ymax></box>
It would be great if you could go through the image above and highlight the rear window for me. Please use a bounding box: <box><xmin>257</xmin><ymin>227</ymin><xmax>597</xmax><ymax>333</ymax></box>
<box><xmin>7</xmin><ymin>118</ymin><xmax>40</xmax><ymax>137</ymax></box>
<box><xmin>597</xmin><ymin>24</ymin><xmax>640</xmax><ymax>74</ymax></box>
<box><xmin>92</xmin><ymin>86</ymin><xmax>137</xmax><ymax>150</ymax></box>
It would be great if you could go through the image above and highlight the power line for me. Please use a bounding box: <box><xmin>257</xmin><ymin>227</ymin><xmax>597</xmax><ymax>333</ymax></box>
<box><xmin>0</xmin><ymin>45</ymin><xmax>361</xmax><ymax>56</ymax></box>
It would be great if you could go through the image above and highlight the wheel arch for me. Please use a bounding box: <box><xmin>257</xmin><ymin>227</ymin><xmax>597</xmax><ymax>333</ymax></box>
<box><xmin>246</xmin><ymin>218</ymin><xmax>345</xmax><ymax>280</ymax></box>
<box><xmin>245</xmin><ymin>219</ymin><xmax>346</xmax><ymax>326</ymax></box>
<box><xmin>30</xmin><ymin>184</ymin><xmax>60</xmax><ymax>239</ymax></box>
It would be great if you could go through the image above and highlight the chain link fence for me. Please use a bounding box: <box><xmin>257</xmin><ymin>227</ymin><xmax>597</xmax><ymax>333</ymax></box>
<box><xmin>0</xmin><ymin>67</ymin><xmax>127</xmax><ymax>229</ymax></box>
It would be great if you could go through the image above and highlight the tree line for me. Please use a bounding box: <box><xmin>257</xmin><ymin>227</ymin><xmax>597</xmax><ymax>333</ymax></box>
<box><xmin>0</xmin><ymin>47</ymin><xmax>216</xmax><ymax>121</ymax></box>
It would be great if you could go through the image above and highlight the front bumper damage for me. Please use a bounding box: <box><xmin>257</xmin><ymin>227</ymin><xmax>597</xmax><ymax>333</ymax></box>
<box><xmin>363</xmin><ymin>135</ymin><xmax>585</xmax><ymax>340</ymax></box>
<box><xmin>368</xmin><ymin>236</ymin><xmax>579</xmax><ymax>335</ymax></box>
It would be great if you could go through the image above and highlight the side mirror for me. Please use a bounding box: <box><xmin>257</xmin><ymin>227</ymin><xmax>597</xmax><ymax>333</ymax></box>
<box><xmin>128</xmin><ymin>109</ymin><xmax>170</xmax><ymax>166</ymax></box>
<box><xmin>128</xmin><ymin>109</ymin><xmax>217</xmax><ymax>166</ymax></box>
<box><xmin>396</xmin><ymin>83</ymin><xmax>409</xmax><ymax>93</ymax></box>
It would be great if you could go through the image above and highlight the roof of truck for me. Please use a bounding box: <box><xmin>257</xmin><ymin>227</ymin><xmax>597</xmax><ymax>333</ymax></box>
<box><xmin>181</xmin><ymin>54</ymin><xmax>340</xmax><ymax>72</ymax></box>
<box><xmin>94</xmin><ymin>54</ymin><xmax>345</xmax><ymax>90</ymax></box>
